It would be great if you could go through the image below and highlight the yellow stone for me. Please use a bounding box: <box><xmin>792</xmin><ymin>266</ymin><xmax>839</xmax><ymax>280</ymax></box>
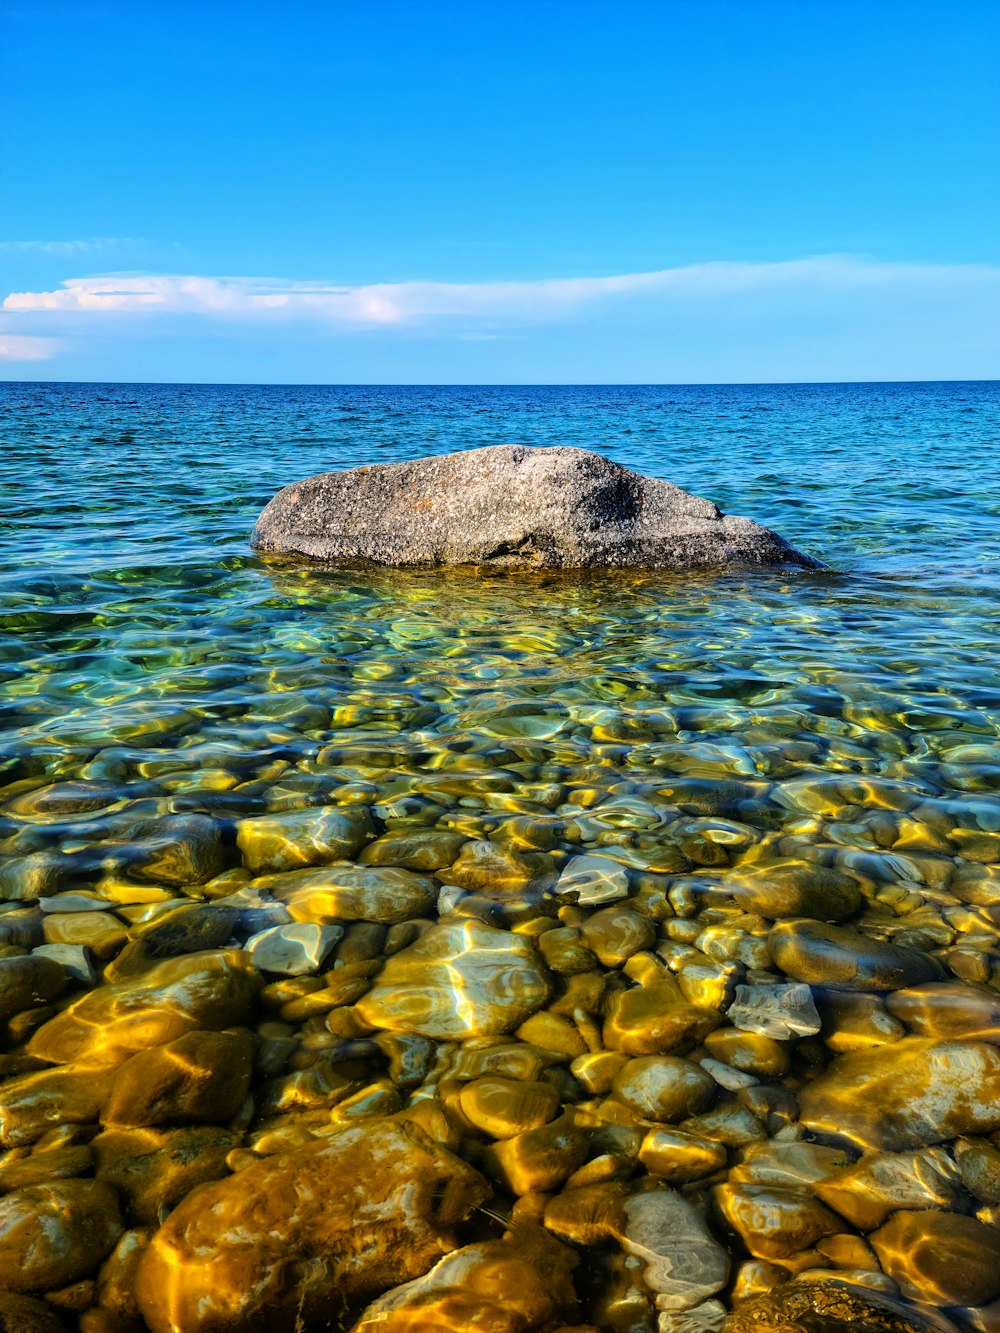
<box><xmin>458</xmin><ymin>1075</ymin><xmax>560</xmax><ymax>1139</ymax></box>
<box><xmin>638</xmin><ymin>1127</ymin><xmax>726</xmax><ymax>1181</ymax></box>
<box><xmin>42</xmin><ymin>912</ymin><xmax>129</xmax><ymax>959</ymax></box>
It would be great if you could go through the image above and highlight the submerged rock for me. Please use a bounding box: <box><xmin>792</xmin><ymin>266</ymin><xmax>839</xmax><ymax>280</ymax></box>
<box><xmin>250</xmin><ymin>445</ymin><xmax>818</xmax><ymax>570</ymax></box>
<box><xmin>136</xmin><ymin>1118</ymin><xmax>489</xmax><ymax>1333</ymax></box>
<box><xmin>798</xmin><ymin>1037</ymin><xmax>1000</xmax><ymax>1150</ymax></box>
<box><xmin>722</xmin><ymin>1280</ymin><xmax>960</xmax><ymax>1332</ymax></box>
<box><xmin>870</xmin><ymin>1209</ymin><xmax>1000</xmax><ymax>1308</ymax></box>
<box><xmin>0</xmin><ymin>1179</ymin><xmax>122</xmax><ymax>1293</ymax></box>
<box><xmin>350</xmin><ymin>1227</ymin><xmax>577</xmax><ymax>1333</ymax></box>
<box><xmin>356</xmin><ymin>919</ymin><xmax>552</xmax><ymax>1039</ymax></box>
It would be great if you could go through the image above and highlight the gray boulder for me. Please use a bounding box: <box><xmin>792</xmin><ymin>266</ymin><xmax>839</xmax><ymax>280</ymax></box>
<box><xmin>250</xmin><ymin>445</ymin><xmax>819</xmax><ymax>570</ymax></box>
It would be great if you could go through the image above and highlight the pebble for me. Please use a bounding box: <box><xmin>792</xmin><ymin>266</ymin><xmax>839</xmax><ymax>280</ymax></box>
<box><xmin>42</xmin><ymin>911</ymin><xmax>128</xmax><ymax>960</ymax></box>
<box><xmin>135</xmin><ymin>1119</ymin><xmax>489</xmax><ymax>1332</ymax></box>
<box><xmin>0</xmin><ymin>952</ymin><xmax>68</xmax><ymax>1027</ymax></box>
<box><xmin>816</xmin><ymin>1146</ymin><xmax>965</xmax><ymax>1229</ymax></box>
<box><xmin>639</xmin><ymin>1128</ymin><xmax>727</xmax><ymax>1182</ymax></box>
<box><xmin>870</xmin><ymin>1209</ymin><xmax>1000</xmax><ymax>1307</ymax></box>
<box><xmin>0</xmin><ymin>1179</ymin><xmax>123</xmax><ymax>1293</ymax></box>
<box><xmin>118</xmin><ymin>813</ymin><xmax>230</xmax><ymax>886</ymax></box>
<box><xmin>703</xmin><ymin>1029</ymin><xmax>789</xmax><ymax>1078</ymax></box>
<box><xmin>722</xmin><ymin>1281</ymin><xmax>960</xmax><ymax>1332</ymax></box>
<box><xmin>263</xmin><ymin>863</ymin><xmax>439</xmax><ymax>924</ymax></box>
<box><xmin>713</xmin><ymin>1183</ymin><xmax>841</xmax><ymax>1261</ymax></box>
<box><xmin>458</xmin><ymin>1075</ymin><xmax>560</xmax><ymax>1138</ymax></box>
<box><xmin>613</xmin><ymin>1057</ymin><xmax>716</xmax><ymax>1122</ymax></box>
<box><xmin>28</xmin><ymin>950</ymin><xmax>260</xmax><ymax>1066</ymax></box>
<box><xmin>94</xmin><ymin>1124</ymin><xmax>242</xmax><ymax>1224</ymax></box>
<box><xmin>728</xmin><ymin>861</ymin><xmax>862</xmax><ymax>922</ymax></box>
<box><xmin>0</xmin><ymin>1292</ymin><xmax>69</xmax><ymax>1331</ymax></box>
<box><xmin>236</xmin><ymin>805</ymin><xmax>375</xmax><ymax>874</ymax></box>
<box><xmin>799</xmin><ymin>1037</ymin><xmax>1000</xmax><ymax>1150</ymax></box>
<box><xmin>623</xmin><ymin>1189</ymin><xmax>730</xmax><ymax>1311</ymax></box>
<box><xmin>555</xmin><ymin>853</ymin><xmax>631</xmax><ymax>905</ymax></box>
<box><xmin>356</xmin><ymin>919</ymin><xmax>551</xmax><ymax>1039</ymax></box>
<box><xmin>604</xmin><ymin>982</ymin><xmax>722</xmax><ymax>1056</ymax></box>
<box><xmin>580</xmin><ymin>906</ymin><xmax>657</xmax><ymax>968</ymax></box>
<box><xmin>0</xmin><ymin>1064</ymin><xmax>115</xmax><ymax>1146</ymax></box>
<box><xmin>244</xmin><ymin>921</ymin><xmax>343</xmax><ymax>975</ymax></box>
<box><xmin>357</xmin><ymin>828</ymin><xmax>466</xmax><ymax>870</ymax></box>
<box><xmin>31</xmin><ymin>943</ymin><xmax>96</xmax><ymax>985</ymax></box>
<box><xmin>102</xmin><ymin>1029</ymin><xmax>253</xmax><ymax>1127</ymax></box>
<box><xmin>350</xmin><ymin>1227</ymin><xmax>578</xmax><ymax>1333</ymax></box>
<box><xmin>726</xmin><ymin>983</ymin><xmax>821</xmax><ymax>1040</ymax></box>
<box><xmin>886</xmin><ymin>979</ymin><xmax>1000</xmax><ymax>1041</ymax></box>
<box><xmin>483</xmin><ymin>1113</ymin><xmax>589</xmax><ymax>1193</ymax></box>
<box><xmin>770</xmin><ymin>920</ymin><xmax>942</xmax><ymax>991</ymax></box>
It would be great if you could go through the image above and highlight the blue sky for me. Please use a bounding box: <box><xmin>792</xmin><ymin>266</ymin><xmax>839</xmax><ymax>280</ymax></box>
<box><xmin>1</xmin><ymin>0</ymin><xmax>997</xmax><ymax>383</ymax></box>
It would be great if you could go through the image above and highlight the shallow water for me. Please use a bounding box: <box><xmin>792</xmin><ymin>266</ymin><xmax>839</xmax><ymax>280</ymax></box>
<box><xmin>1</xmin><ymin>381</ymin><xmax>1000</xmax><ymax>1332</ymax></box>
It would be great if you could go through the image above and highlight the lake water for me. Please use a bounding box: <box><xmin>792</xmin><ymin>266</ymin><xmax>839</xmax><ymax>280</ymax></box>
<box><xmin>1</xmin><ymin>381</ymin><xmax>999</xmax><ymax>1332</ymax></box>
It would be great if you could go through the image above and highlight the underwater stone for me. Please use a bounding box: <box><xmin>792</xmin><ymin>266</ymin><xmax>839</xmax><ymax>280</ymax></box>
<box><xmin>0</xmin><ymin>1292</ymin><xmax>70</xmax><ymax>1331</ymax></box>
<box><xmin>0</xmin><ymin>952</ymin><xmax>68</xmax><ymax>1024</ymax></box>
<box><xmin>638</xmin><ymin>1128</ymin><xmax>727</xmax><ymax>1182</ymax></box>
<box><xmin>483</xmin><ymin>1114</ymin><xmax>589</xmax><ymax>1194</ymax></box>
<box><xmin>244</xmin><ymin>921</ymin><xmax>343</xmax><ymax>974</ymax></box>
<box><xmin>93</xmin><ymin>1124</ymin><xmax>241</xmax><ymax>1225</ymax></box>
<box><xmin>136</xmin><ymin>1119</ymin><xmax>490</xmax><ymax>1333</ymax></box>
<box><xmin>885</xmin><ymin>979</ymin><xmax>1000</xmax><ymax>1041</ymax></box>
<box><xmin>261</xmin><ymin>862</ymin><xmax>438</xmax><ymax>924</ymax></box>
<box><xmin>770</xmin><ymin>920</ymin><xmax>942</xmax><ymax>991</ymax></box>
<box><xmin>713</xmin><ymin>1183</ymin><xmax>841</xmax><ymax>1261</ymax></box>
<box><xmin>32</xmin><ymin>942</ymin><xmax>96</xmax><ymax>985</ymax></box>
<box><xmin>0</xmin><ymin>1064</ymin><xmax>115</xmax><ymax>1146</ymax></box>
<box><xmin>115</xmin><ymin>813</ymin><xmax>231</xmax><ymax>886</ymax></box>
<box><xmin>726</xmin><ymin>983</ymin><xmax>821</xmax><ymax>1040</ymax></box>
<box><xmin>250</xmin><ymin>444</ymin><xmax>819</xmax><ymax>570</ymax></box>
<box><xmin>815</xmin><ymin>1146</ymin><xmax>965</xmax><ymax>1230</ymax></box>
<box><xmin>555</xmin><ymin>853</ymin><xmax>631</xmax><ymax>905</ymax></box>
<box><xmin>727</xmin><ymin>861</ymin><xmax>862</xmax><ymax>923</ymax></box>
<box><xmin>721</xmin><ymin>1281</ymin><xmax>961</xmax><ymax>1333</ymax></box>
<box><xmin>28</xmin><ymin>949</ymin><xmax>261</xmax><ymax>1066</ymax></box>
<box><xmin>350</xmin><ymin>1227</ymin><xmax>578</xmax><ymax>1333</ymax></box>
<box><xmin>458</xmin><ymin>1075</ymin><xmax>561</xmax><ymax>1139</ymax></box>
<box><xmin>612</xmin><ymin>1057</ymin><xmax>716</xmax><ymax>1123</ymax></box>
<box><xmin>236</xmin><ymin>805</ymin><xmax>375</xmax><ymax>874</ymax></box>
<box><xmin>356</xmin><ymin>919</ymin><xmax>552</xmax><ymax>1039</ymax></box>
<box><xmin>101</xmin><ymin>1029</ymin><xmax>253</xmax><ymax>1127</ymax></box>
<box><xmin>0</xmin><ymin>1179</ymin><xmax>123</xmax><ymax>1293</ymax></box>
<box><xmin>870</xmin><ymin>1209</ymin><xmax>1000</xmax><ymax>1308</ymax></box>
<box><xmin>623</xmin><ymin>1190</ymin><xmax>730</xmax><ymax>1311</ymax></box>
<box><xmin>798</xmin><ymin>1037</ymin><xmax>1000</xmax><ymax>1150</ymax></box>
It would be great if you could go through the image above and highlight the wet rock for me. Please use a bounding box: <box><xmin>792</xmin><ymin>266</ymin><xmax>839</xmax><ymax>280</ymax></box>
<box><xmin>93</xmin><ymin>1125</ymin><xmax>241</xmax><ymax>1224</ymax></box>
<box><xmin>0</xmin><ymin>1179</ymin><xmax>122</xmax><ymax>1292</ymax></box>
<box><xmin>0</xmin><ymin>1292</ymin><xmax>72</xmax><ymax>1331</ymax></box>
<box><xmin>815</xmin><ymin>1145</ymin><xmax>965</xmax><ymax>1229</ymax></box>
<box><xmin>42</xmin><ymin>911</ymin><xmax>128</xmax><ymax>960</ymax></box>
<box><xmin>444</xmin><ymin>839</ymin><xmax>553</xmax><ymax>896</ymax></box>
<box><xmin>6</xmin><ymin>781</ymin><xmax>123</xmax><ymax>818</ymax></box>
<box><xmin>116</xmin><ymin>814</ymin><xmax>230</xmax><ymax>886</ymax></box>
<box><xmin>483</xmin><ymin>1114</ymin><xmax>589</xmax><ymax>1194</ymax></box>
<box><xmin>356</xmin><ymin>919</ymin><xmax>551</xmax><ymax>1039</ymax></box>
<box><xmin>728</xmin><ymin>862</ymin><xmax>862</xmax><ymax>923</ymax></box>
<box><xmin>817</xmin><ymin>990</ymin><xmax>906</xmax><ymax>1053</ymax></box>
<box><xmin>236</xmin><ymin>805</ymin><xmax>375</xmax><ymax>874</ymax></box>
<box><xmin>459</xmin><ymin>1075</ymin><xmax>561</xmax><ymax>1138</ymax></box>
<box><xmin>555</xmin><ymin>853</ymin><xmax>631</xmax><ymax>905</ymax></box>
<box><xmin>703</xmin><ymin>1030</ymin><xmax>789</xmax><ymax>1079</ymax></box>
<box><xmin>250</xmin><ymin>444</ymin><xmax>818</xmax><ymax>570</ymax></box>
<box><xmin>0</xmin><ymin>1064</ymin><xmax>115</xmax><ymax>1146</ymax></box>
<box><xmin>0</xmin><ymin>1143</ymin><xmax>93</xmax><ymax>1192</ymax></box>
<box><xmin>623</xmin><ymin>1189</ymin><xmax>730</xmax><ymax>1311</ymax></box>
<box><xmin>722</xmin><ymin>1280</ymin><xmax>960</xmax><ymax>1332</ymax></box>
<box><xmin>94</xmin><ymin>1227</ymin><xmax>150</xmax><ymax>1324</ymax></box>
<box><xmin>244</xmin><ymin>921</ymin><xmax>342</xmax><ymax>974</ymax></box>
<box><xmin>770</xmin><ymin>921</ymin><xmax>942</xmax><ymax>991</ymax></box>
<box><xmin>102</xmin><ymin>1029</ymin><xmax>252</xmax><ymax>1127</ymax></box>
<box><xmin>581</xmin><ymin>907</ymin><xmax>657</xmax><ymax>968</ymax></box>
<box><xmin>799</xmin><ymin>1038</ymin><xmax>1000</xmax><ymax>1150</ymax></box>
<box><xmin>604</xmin><ymin>983</ymin><xmax>722</xmax><ymax>1056</ymax></box>
<box><xmin>886</xmin><ymin>980</ymin><xmax>1000</xmax><ymax>1042</ymax></box>
<box><xmin>714</xmin><ymin>1183</ymin><xmax>841</xmax><ymax>1261</ymax></box>
<box><xmin>358</xmin><ymin>829</ymin><xmax>466</xmax><ymax>871</ymax></box>
<box><xmin>728</xmin><ymin>1141</ymin><xmax>847</xmax><ymax>1191</ymax></box>
<box><xmin>613</xmin><ymin>1057</ymin><xmax>715</xmax><ymax>1123</ymax></box>
<box><xmin>263</xmin><ymin>863</ymin><xmax>438</xmax><ymax>924</ymax></box>
<box><xmin>0</xmin><ymin>953</ymin><xmax>67</xmax><ymax>1024</ymax></box>
<box><xmin>32</xmin><ymin>943</ymin><xmax>96</xmax><ymax>985</ymax></box>
<box><xmin>871</xmin><ymin>1209</ymin><xmax>1000</xmax><ymax>1307</ymax></box>
<box><xmin>350</xmin><ymin>1226</ymin><xmax>578</xmax><ymax>1333</ymax></box>
<box><xmin>726</xmin><ymin>983</ymin><xmax>821</xmax><ymax>1040</ymax></box>
<box><xmin>136</xmin><ymin>1119</ymin><xmax>490</xmax><ymax>1333</ymax></box>
<box><xmin>954</xmin><ymin>1135</ymin><xmax>1000</xmax><ymax>1204</ymax></box>
<box><xmin>29</xmin><ymin>950</ymin><xmax>260</xmax><ymax>1066</ymax></box>
<box><xmin>537</xmin><ymin>927</ymin><xmax>598</xmax><ymax>975</ymax></box>
<box><xmin>638</xmin><ymin>1128</ymin><xmax>727</xmax><ymax>1182</ymax></box>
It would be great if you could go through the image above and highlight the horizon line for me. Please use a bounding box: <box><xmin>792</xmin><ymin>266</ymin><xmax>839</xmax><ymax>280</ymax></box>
<box><xmin>1</xmin><ymin>376</ymin><xmax>997</xmax><ymax>390</ymax></box>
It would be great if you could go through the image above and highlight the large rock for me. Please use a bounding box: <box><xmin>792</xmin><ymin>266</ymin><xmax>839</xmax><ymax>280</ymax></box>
<box><xmin>136</xmin><ymin>1118</ymin><xmax>489</xmax><ymax>1333</ymax></box>
<box><xmin>250</xmin><ymin>445</ymin><xmax>818</xmax><ymax>570</ymax></box>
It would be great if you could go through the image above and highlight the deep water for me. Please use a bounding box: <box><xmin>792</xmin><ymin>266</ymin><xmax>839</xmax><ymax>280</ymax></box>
<box><xmin>1</xmin><ymin>380</ymin><xmax>1000</xmax><ymax>1332</ymax></box>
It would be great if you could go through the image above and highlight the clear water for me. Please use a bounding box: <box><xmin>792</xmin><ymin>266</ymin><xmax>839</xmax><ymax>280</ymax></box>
<box><xmin>2</xmin><ymin>381</ymin><xmax>1000</xmax><ymax>1331</ymax></box>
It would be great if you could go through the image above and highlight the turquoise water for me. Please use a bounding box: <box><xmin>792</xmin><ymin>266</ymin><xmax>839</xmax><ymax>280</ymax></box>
<box><xmin>2</xmin><ymin>380</ymin><xmax>1000</xmax><ymax>1331</ymax></box>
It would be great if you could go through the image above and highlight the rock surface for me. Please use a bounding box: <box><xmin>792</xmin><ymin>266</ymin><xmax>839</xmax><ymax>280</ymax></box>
<box><xmin>136</xmin><ymin>1118</ymin><xmax>489</xmax><ymax>1333</ymax></box>
<box><xmin>250</xmin><ymin>445</ymin><xmax>818</xmax><ymax>570</ymax></box>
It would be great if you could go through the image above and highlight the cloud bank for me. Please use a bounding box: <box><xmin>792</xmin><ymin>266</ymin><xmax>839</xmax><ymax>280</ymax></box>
<box><xmin>5</xmin><ymin>256</ymin><xmax>999</xmax><ymax>330</ymax></box>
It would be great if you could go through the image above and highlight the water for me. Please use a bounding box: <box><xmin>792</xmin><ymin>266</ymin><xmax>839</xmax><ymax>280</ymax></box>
<box><xmin>1</xmin><ymin>381</ymin><xmax>999</xmax><ymax>1331</ymax></box>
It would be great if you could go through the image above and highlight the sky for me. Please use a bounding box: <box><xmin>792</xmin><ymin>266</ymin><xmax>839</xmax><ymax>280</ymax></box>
<box><xmin>1</xmin><ymin>0</ymin><xmax>998</xmax><ymax>384</ymax></box>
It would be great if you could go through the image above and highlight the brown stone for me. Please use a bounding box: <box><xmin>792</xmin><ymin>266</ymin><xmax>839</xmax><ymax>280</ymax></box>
<box><xmin>264</xmin><ymin>863</ymin><xmax>438</xmax><ymax>924</ymax></box>
<box><xmin>458</xmin><ymin>1076</ymin><xmax>560</xmax><ymax>1139</ymax></box>
<box><xmin>0</xmin><ymin>954</ymin><xmax>67</xmax><ymax>1025</ymax></box>
<box><xmin>770</xmin><ymin>920</ymin><xmax>942</xmax><ymax>991</ymax></box>
<box><xmin>603</xmin><ymin>982</ymin><xmax>721</xmax><ymax>1056</ymax></box>
<box><xmin>136</xmin><ymin>1119</ymin><xmax>489</xmax><ymax>1333</ymax></box>
<box><xmin>886</xmin><ymin>980</ymin><xmax>1000</xmax><ymax>1042</ymax></box>
<box><xmin>871</xmin><ymin>1209</ymin><xmax>1000</xmax><ymax>1307</ymax></box>
<box><xmin>612</xmin><ymin>1057</ymin><xmax>715</xmax><ymax>1123</ymax></box>
<box><xmin>714</xmin><ymin>1183</ymin><xmax>841</xmax><ymax>1261</ymax></box>
<box><xmin>0</xmin><ymin>1064</ymin><xmax>114</xmax><ymax>1147</ymax></box>
<box><xmin>102</xmin><ymin>1029</ymin><xmax>252</xmax><ymax>1127</ymax></box>
<box><xmin>0</xmin><ymin>1179</ymin><xmax>122</xmax><ymax>1293</ymax></box>
<box><xmin>93</xmin><ymin>1125</ymin><xmax>240</xmax><ymax>1224</ymax></box>
<box><xmin>729</xmin><ymin>861</ymin><xmax>862</xmax><ymax>922</ymax></box>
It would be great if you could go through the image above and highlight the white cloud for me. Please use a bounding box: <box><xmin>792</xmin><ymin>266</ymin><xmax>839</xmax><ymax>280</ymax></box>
<box><xmin>0</xmin><ymin>334</ymin><xmax>56</xmax><ymax>361</ymax></box>
<box><xmin>6</xmin><ymin>256</ymin><xmax>998</xmax><ymax>330</ymax></box>
<box><xmin>0</xmin><ymin>238</ymin><xmax>145</xmax><ymax>256</ymax></box>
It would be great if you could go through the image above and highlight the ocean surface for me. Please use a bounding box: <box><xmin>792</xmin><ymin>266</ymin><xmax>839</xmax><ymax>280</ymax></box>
<box><xmin>2</xmin><ymin>380</ymin><xmax>1000</xmax><ymax>1332</ymax></box>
